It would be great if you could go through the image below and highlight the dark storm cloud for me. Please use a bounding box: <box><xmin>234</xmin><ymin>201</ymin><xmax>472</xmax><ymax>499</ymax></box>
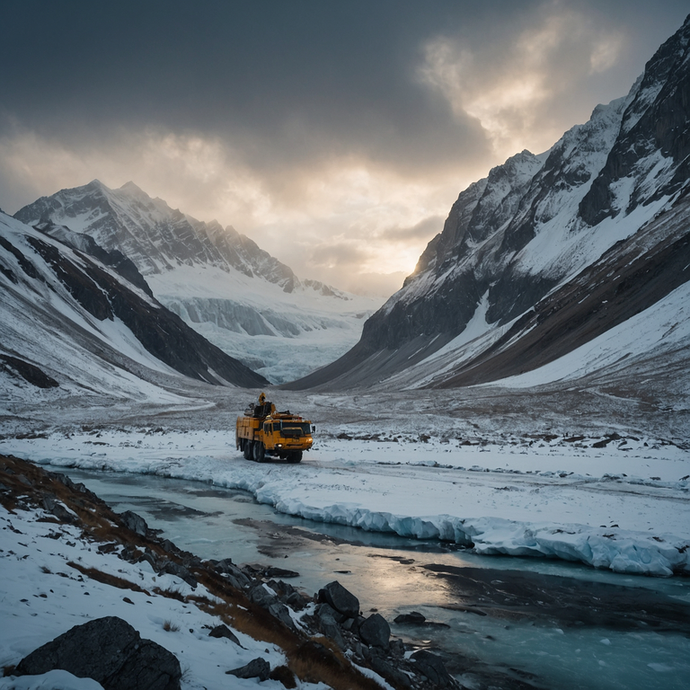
<box><xmin>1</xmin><ymin>0</ymin><xmax>490</xmax><ymax>175</ymax></box>
<box><xmin>3</xmin><ymin>0</ymin><xmax>687</xmax><ymax>182</ymax></box>
<box><xmin>1</xmin><ymin>0</ymin><xmax>688</xmax><ymax>295</ymax></box>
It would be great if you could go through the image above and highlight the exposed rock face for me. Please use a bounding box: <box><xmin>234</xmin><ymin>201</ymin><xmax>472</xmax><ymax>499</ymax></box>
<box><xmin>0</xmin><ymin>215</ymin><xmax>268</xmax><ymax>388</ymax></box>
<box><xmin>287</xmin><ymin>14</ymin><xmax>690</xmax><ymax>391</ymax></box>
<box><xmin>33</xmin><ymin>220</ymin><xmax>154</xmax><ymax>298</ymax></box>
<box><xmin>16</xmin><ymin>616</ymin><xmax>181</xmax><ymax>690</ymax></box>
<box><xmin>0</xmin><ymin>354</ymin><xmax>59</xmax><ymax>389</ymax></box>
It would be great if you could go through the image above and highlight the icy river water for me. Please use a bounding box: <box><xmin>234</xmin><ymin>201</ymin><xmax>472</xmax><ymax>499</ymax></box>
<box><xmin>62</xmin><ymin>467</ymin><xmax>690</xmax><ymax>690</ymax></box>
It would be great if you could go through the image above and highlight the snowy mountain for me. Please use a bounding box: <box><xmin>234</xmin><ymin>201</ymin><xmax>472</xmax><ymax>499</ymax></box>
<box><xmin>289</xmin><ymin>14</ymin><xmax>690</xmax><ymax>393</ymax></box>
<box><xmin>0</xmin><ymin>212</ymin><xmax>268</xmax><ymax>406</ymax></box>
<box><xmin>15</xmin><ymin>181</ymin><xmax>381</xmax><ymax>383</ymax></box>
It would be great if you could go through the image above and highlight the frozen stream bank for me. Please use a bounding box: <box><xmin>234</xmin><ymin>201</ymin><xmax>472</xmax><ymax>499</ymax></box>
<box><xmin>59</xmin><ymin>467</ymin><xmax>690</xmax><ymax>690</ymax></box>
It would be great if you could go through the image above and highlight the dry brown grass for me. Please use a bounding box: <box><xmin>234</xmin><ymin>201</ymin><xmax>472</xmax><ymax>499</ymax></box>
<box><xmin>152</xmin><ymin>586</ymin><xmax>187</xmax><ymax>602</ymax></box>
<box><xmin>188</xmin><ymin>592</ymin><xmax>382</xmax><ymax>690</ymax></box>
<box><xmin>66</xmin><ymin>561</ymin><xmax>150</xmax><ymax>594</ymax></box>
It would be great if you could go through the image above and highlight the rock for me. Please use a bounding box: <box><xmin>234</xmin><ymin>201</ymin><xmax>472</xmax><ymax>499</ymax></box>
<box><xmin>119</xmin><ymin>510</ymin><xmax>148</xmax><ymax>536</ymax></box>
<box><xmin>208</xmin><ymin>624</ymin><xmax>241</xmax><ymax>646</ymax></box>
<box><xmin>286</xmin><ymin>589</ymin><xmax>311</xmax><ymax>611</ymax></box>
<box><xmin>249</xmin><ymin>583</ymin><xmax>276</xmax><ymax>607</ymax></box>
<box><xmin>42</xmin><ymin>494</ymin><xmax>76</xmax><ymax>523</ymax></box>
<box><xmin>268</xmin><ymin>602</ymin><xmax>296</xmax><ymax>631</ymax></box>
<box><xmin>359</xmin><ymin>613</ymin><xmax>390</xmax><ymax>650</ymax></box>
<box><xmin>389</xmin><ymin>638</ymin><xmax>406</xmax><ymax>658</ymax></box>
<box><xmin>226</xmin><ymin>657</ymin><xmax>270</xmax><ymax>681</ymax></box>
<box><xmin>318</xmin><ymin>580</ymin><xmax>359</xmax><ymax>618</ymax></box>
<box><xmin>15</xmin><ymin>616</ymin><xmax>181</xmax><ymax>690</ymax></box>
<box><xmin>260</xmin><ymin>565</ymin><xmax>300</xmax><ymax>579</ymax></box>
<box><xmin>314</xmin><ymin>604</ymin><xmax>347</xmax><ymax>651</ymax></box>
<box><xmin>368</xmin><ymin>650</ymin><xmax>412</xmax><ymax>689</ymax></box>
<box><xmin>410</xmin><ymin>650</ymin><xmax>456</xmax><ymax>688</ymax></box>
<box><xmin>214</xmin><ymin>558</ymin><xmax>251</xmax><ymax>588</ymax></box>
<box><xmin>394</xmin><ymin>611</ymin><xmax>450</xmax><ymax>628</ymax></box>
<box><xmin>394</xmin><ymin>611</ymin><xmax>426</xmax><ymax>625</ymax></box>
<box><xmin>158</xmin><ymin>560</ymin><xmax>197</xmax><ymax>589</ymax></box>
<box><xmin>137</xmin><ymin>550</ymin><xmax>158</xmax><ymax>570</ymax></box>
<box><xmin>159</xmin><ymin>539</ymin><xmax>178</xmax><ymax>553</ymax></box>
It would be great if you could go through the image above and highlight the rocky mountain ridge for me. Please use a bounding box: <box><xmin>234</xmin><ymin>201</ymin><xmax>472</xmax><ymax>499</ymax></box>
<box><xmin>287</xmin><ymin>13</ymin><xmax>690</xmax><ymax>392</ymax></box>
<box><xmin>0</xmin><ymin>211</ymin><xmax>268</xmax><ymax>398</ymax></box>
<box><xmin>15</xmin><ymin>179</ymin><xmax>303</xmax><ymax>291</ymax></box>
<box><xmin>14</xmin><ymin>181</ymin><xmax>379</xmax><ymax>384</ymax></box>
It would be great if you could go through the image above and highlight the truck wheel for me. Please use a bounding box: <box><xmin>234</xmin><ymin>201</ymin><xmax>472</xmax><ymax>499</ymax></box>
<box><xmin>287</xmin><ymin>451</ymin><xmax>302</xmax><ymax>464</ymax></box>
<box><xmin>253</xmin><ymin>441</ymin><xmax>266</xmax><ymax>463</ymax></box>
<box><xmin>243</xmin><ymin>441</ymin><xmax>252</xmax><ymax>460</ymax></box>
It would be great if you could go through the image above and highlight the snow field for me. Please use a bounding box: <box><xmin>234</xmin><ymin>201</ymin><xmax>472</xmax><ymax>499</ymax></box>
<box><xmin>0</xmin><ymin>503</ymin><xmax>299</xmax><ymax>690</ymax></box>
<box><xmin>2</xmin><ymin>428</ymin><xmax>688</xmax><ymax>577</ymax></box>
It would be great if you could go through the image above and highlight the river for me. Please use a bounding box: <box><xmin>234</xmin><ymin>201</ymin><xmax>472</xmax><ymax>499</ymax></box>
<box><xmin>61</xmin><ymin>467</ymin><xmax>690</xmax><ymax>690</ymax></box>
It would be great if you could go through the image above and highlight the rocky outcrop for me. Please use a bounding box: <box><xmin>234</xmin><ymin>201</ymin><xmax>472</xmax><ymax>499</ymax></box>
<box><xmin>0</xmin><ymin>354</ymin><xmax>59</xmax><ymax>389</ymax></box>
<box><xmin>1</xmin><ymin>455</ymin><xmax>462</xmax><ymax>690</ymax></box>
<box><xmin>287</xmin><ymin>13</ymin><xmax>690</xmax><ymax>391</ymax></box>
<box><xmin>0</xmin><ymin>218</ymin><xmax>268</xmax><ymax>388</ymax></box>
<box><xmin>16</xmin><ymin>616</ymin><xmax>181</xmax><ymax>690</ymax></box>
<box><xmin>226</xmin><ymin>657</ymin><xmax>271</xmax><ymax>681</ymax></box>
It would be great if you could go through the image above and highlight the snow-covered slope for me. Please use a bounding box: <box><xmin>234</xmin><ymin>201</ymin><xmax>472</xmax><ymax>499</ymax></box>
<box><xmin>0</xmin><ymin>212</ymin><xmax>267</xmax><ymax>407</ymax></box>
<box><xmin>15</xmin><ymin>181</ymin><xmax>381</xmax><ymax>383</ymax></box>
<box><xmin>288</xmin><ymin>13</ymin><xmax>690</xmax><ymax>393</ymax></box>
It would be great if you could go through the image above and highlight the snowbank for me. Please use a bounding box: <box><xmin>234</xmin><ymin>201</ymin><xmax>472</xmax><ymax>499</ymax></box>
<box><xmin>3</xmin><ymin>428</ymin><xmax>688</xmax><ymax>577</ymax></box>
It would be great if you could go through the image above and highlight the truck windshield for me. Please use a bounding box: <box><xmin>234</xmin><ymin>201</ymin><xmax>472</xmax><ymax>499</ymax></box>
<box><xmin>278</xmin><ymin>422</ymin><xmax>311</xmax><ymax>437</ymax></box>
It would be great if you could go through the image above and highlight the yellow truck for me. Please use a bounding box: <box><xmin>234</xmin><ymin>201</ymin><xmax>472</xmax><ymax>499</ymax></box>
<box><xmin>236</xmin><ymin>393</ymin><xmax>314</xmax><ymax>463</ymax></box>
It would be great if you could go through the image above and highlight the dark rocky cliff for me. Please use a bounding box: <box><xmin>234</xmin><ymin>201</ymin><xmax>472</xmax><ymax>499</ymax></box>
<box><xmin>287</xmin><ymin>14</ymin><xmax>690</xmax><ymax>391</ymax></box>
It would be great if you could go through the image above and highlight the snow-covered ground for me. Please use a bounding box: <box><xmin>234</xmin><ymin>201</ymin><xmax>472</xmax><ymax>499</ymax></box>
<box><xmin>0</xmin><ymin>499</ymin><xmax>300</xmax><ymax>690</ymax></box>
<box><xmin>3</xmin><ymin>413</ymin><xmax>688</xmax><ymax>578</ymax></box>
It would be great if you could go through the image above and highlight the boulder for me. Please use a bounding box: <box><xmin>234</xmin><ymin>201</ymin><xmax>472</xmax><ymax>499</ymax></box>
<box><xmin>318</xmin><ymin>581</ymin><xmax>359</xmax><ymax>618</ymax></box>
<box><xmin>209</xmin><ymin>624</ymin><xmax>241</xmax><ymax>646</ymax></box>
<box><xmin>268</xmin><ymin>602</ymin><xmax>296</xmax><ymax>631</ymax></box>
<box><xmin>214</xmin><ymin>558</ymin><xmax>251</xmax><ymax>589</ymax></box>
<box><xmin>158</xmin><ymin>560</ymin><xmax>197</xmax><ymax>589</ymax></box>
<box><xmin>16</xmin><ymin>616</ymin><xmax>181</xmax><ymax>690</ymax></box>
<box><xmin>226</xmin><ymin>657</ymin><xmax>270</xmax><ymax>681</ymax></box>
<box><xmin>118</xmin><ymin>510</ymin><xmax>148</xmax><ymax>536</ymax></box>
<box><xmin>42</xmin><ymin>494</ymin><xmax>76</xmax><ymax>523</ymax></box>
<box><xmin>249</xmin><ymin>583</ymin><xmax>277</xmax><ymax>607</ymax></box>
<box><xmin>394</xmin><ymin>611</ymin><xmax>426</xmax><ymax>625</ymax></box>
<box><xmin>314</xmin><ymin>604</ymin><xmax>347</xmax><ymax>651</ymax></box>
<box><xmin>410</xmin><ymin>650</ymin><xmax>456</xmax><ymax>688</ymax></box>
<box><xmin>368</xmin><ymin>650</ymin><xmax>413</xmax><ymax>689</ymax></box>
<box><xmin>359</xmin><ymin>613</ymin><xmax>390</xmax><ymax>650</ymax></box>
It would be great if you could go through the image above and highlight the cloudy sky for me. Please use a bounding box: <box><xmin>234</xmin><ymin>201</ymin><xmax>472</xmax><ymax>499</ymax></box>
<box><xmin>1</xmin><ymin>1</ymin><xmax>688</xmax><ymax>295</ymax></box>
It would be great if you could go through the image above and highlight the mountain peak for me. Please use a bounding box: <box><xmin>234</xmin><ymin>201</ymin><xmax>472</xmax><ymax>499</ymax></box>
<box><xmin>118</xmin><ymin>180</ymin><xmax>147</xmax><ymax>196</ymax></box>
<box><xmin>85</xmin><ymin>179</ymin><xmax>107</xmax><ymax>193</ymax></box>
<box><xmin>287</xmin><ymin>13</ymin><xmax>690</xmax><ymax>392</ymax></box>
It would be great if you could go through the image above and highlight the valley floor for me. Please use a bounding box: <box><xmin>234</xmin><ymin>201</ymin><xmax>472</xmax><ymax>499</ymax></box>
<box><xmin>2</xmin><ymin>383</ymin><xmax>688</xmax><ymax>578</ymax></box>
